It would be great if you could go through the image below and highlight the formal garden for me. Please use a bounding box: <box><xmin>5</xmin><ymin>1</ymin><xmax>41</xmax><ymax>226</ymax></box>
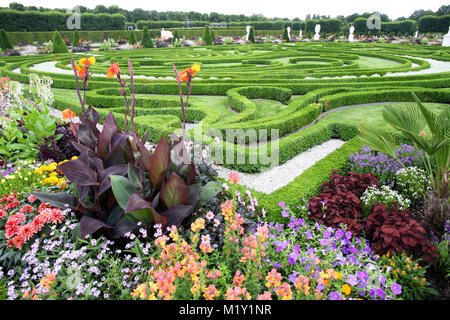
<box><xmin>0</xmin><ymin>6</ymin><xmax>449</xmax><ymax>302</ymax></box>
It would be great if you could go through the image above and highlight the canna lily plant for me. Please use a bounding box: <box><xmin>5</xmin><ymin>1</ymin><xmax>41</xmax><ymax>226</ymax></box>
<box><xmin>32</xmin><ymin>58</ymin><xmax>207</xmax><ymax>240</ymax></box>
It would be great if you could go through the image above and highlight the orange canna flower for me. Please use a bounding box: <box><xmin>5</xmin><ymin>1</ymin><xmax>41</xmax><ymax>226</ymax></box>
<box><xmin>107</xmin><ymin>63</ymin><xmax>120</xmax><ymax>79</ymax></box>
<box><xmin>62</xmin><ymin>109</ymin><xmax>76</xmax><ymax>120</ymax></box>
<box><xmin>75</xmin><ymin>64</ymin><xmax>87</xmax><ymax>79</ymax></box>
<box><xmin>176</xmin><ymin>64</ymin><xmax>201</xmax><ymax>83</ymax></box>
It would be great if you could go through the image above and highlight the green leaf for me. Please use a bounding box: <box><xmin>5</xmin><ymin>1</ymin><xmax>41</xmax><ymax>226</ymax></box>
<box><xmin>199</xmin><ymin>181</ymin><xmax>222</xmax><ymax>205</ymax></box>
<box><xmin>128</xmin><ymin>165</ymin><xmax>143</xmax><ymax>190</ymax></box>
<box><xmin>160</xmin><ymin>173</ymin><xmax>188</xmax><ymax>209</ymax></box>
<box><xmin>109</xmin><ymin>175</ymin><xmax>135</xmax><ymax>210</ymax></box>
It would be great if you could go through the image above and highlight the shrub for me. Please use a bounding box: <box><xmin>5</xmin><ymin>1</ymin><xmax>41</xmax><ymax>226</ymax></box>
<box><xmin>72</xmin><ymin>30</ymin><xmax>79</xmax><ymax>46</ymax></box>
<box><xmin>365</xmin><ymin>203</ymin><xmax>439</xmax><ymax>264</ymax></box>
<box><xmin>203</xmin><ymin>25</ymin><xmax>212</xmax><ymax>45</ymax></box>
<box><xmin>308</xmin><ymin>171</ymin><xmax>379</xmax><ymax>234</ymax></box>
<box><xmin>128</xmin><ymin>30</ymin><xmax>136</xmax><ymax>45</ymax></box>
<box><xmin>395</xmin><ymin>166</ymin><xmax>431</xmax><ymax>203</ymax></box>
<box><xmin>141</xmin><ymin>26</ymin><xmax>153</xmax><ymax>48</ymax></box>
<box><xmin>361</xmin><ymin>185</ymin><xmax>411</xmax><ymax>216</ymax></box>
<box><xmin>36</xmin><ymin>122</ymin><xmax>79</xmax><ymax>164</ymax></box>
<box><xmin>0</xmin><ymin>29</ymin><xmax>13</xmax><ymax>51</ymax></box>
<box><xmin>52</xmin><ymin>30</ymin><xmax>69</xmax><ymax>53</ymax></box>
<box><xmin>248</xmin><ymin>27</ymin><xmax>255</xmax><ymax>43</ymax></box>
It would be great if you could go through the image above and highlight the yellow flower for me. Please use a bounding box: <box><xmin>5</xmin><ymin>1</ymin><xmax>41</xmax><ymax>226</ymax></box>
<box><xmin>342</xmin><ymin>284</ymin><xmax>351</xmax><ymax>296</ymax></box>
<box><xmin>88</xmin><ymin>56</ymin><xmax>96</xmax><ymax>65</ymax></box>
<box><xmin>191</xmin><ymin>64</ymin><xmax>201</xmax><ymax>72</ymax></box>
<box><xmin>71</xmin><ymin>156</ymin><xmax>78</xmax><ymax>160</ymax></box>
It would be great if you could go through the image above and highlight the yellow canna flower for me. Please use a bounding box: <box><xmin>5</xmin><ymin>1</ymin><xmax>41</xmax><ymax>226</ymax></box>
<box><xmin>191</xmin><ymin>64</ymin><xmax>201</xmax><ymax>72</ymax></box>
<box><xmin>88</xmin><ymin>56</ymin><xmax>96</xmax><ymax>65</ymax></box>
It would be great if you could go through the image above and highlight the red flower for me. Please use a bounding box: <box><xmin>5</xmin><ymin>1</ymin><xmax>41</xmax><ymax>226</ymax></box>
<box><xmin>18</xmin><ymin>224</ymin><xmax>35</xmax><ymax>241</ymax></box>
<box><xmin>49</xmin><ymin>208</ymin><xmax>64</xmax><ymax>224</ymax></box>
<box><xmin>20</xmin><ymin>205</ymin><xmax>35</xmax><ymax>214</ymax></box>
<box><xmin>32</xmin><ymin>215</ymin><xmax>46</xmax><ymax>232</ymax></box>
<box><xmin>27</xmin><ymin>195</ymin><xmax>37</xmax><ymax>203</ymax></box>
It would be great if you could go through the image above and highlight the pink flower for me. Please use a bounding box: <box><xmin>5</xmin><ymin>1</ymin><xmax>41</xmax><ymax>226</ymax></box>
<box><xmin>228</xmin><ymin>172</ymin><xmax>240</xmax><ymax>184</ymax></box>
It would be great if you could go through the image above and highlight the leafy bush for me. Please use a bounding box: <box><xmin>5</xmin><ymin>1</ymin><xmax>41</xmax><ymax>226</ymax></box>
<box><xmin>52</xmin><ymin>30</ymin><xmax>69</xmax><ymax>54</ymax></box>
<box><xmin>308</xmin><ymin>170</ymin><xmax>379</xmax><ymax>234</ymax></box>
<box><xmin>37</xmin><ymin>122</ymin><xmax>79</xmax><ymax>164</ymax></box>
<box><xmin>361</xmin><ymin>185</ymin><xmax>411</xmax><ymax>216</ymax></box>
<box><xmin>365</xmin><ymin>203</ymin><xmax>439</xmax><ymax>264</ymax></box>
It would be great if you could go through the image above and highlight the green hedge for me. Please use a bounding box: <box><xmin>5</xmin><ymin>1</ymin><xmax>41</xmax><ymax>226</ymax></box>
<box><xmin>0</xmin><ymin>9</ymin><xmax>126</xmax><ymax>32</ymax></box>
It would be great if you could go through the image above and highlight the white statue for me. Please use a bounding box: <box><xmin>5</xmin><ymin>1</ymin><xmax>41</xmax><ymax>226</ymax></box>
<box><xmin>161</xmin><ymin>28</ymin><xmax>173</xmax><ymax>41</ymax></box>
<box><xmin>299</xmin><ymin>29</ymin><xmax>303</xmax><ymax>39</ymax></box>
<box><xmin>287</xmin><ymin>26</ymin><xmax>291</xmax><ymax>40</ymax></box>
<box><xmin>443</xmin><ymin>26</ymin><xmax>450</xmax><ymax>47</ymax></box>
<box><xmin>313</xmin><ymin>24</ymin><xmax>321</xmax><ymax>41</ymax></box>
<box><xmin>349</xmin><ymin>26</ymin><xmax>355</xmax><ymax>42</ymax></box>
<box><xmin>245</xmin><ymin>25</ymin><xmax>251</xmax><ymax>41</ymax></box>
<box><xmin>415</xmin><ymin>30</ymin><xmax>419</xmax><ymax>39</ymax></box>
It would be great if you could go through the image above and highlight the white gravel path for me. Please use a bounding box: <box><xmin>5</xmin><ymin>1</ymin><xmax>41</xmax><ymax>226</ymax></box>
<box><xmin>212</xmin><ymin>139</ymin><xmax>345</xmax><ymax>194</ymax></box>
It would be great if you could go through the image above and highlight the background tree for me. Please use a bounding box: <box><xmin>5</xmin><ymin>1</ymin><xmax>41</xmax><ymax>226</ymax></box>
<box><xmin>203</xmin><ymin>25</ymin><xmax>212</xmax><ymax>45</ymax></box>
<box><xmin>128</xmin><ymin>30</ymin><xmax>137</xmax><ymax>45</ymax></box>
<box><xmin>72</xmin><ymin>30</ymin><xmax>80</xmax><ymax>47</ymax></box>
<box><xmin>142</xmin><ymin>26</ymin><xmax>153</xmax><ymax>48</ymax></box>
<box><xmin>52</xmin><ymin>30</ymin><xmax>69</xmax><ymax>53</ymax></box>
<box><xmin>249</xmin><ymin>26</ymin><xmax>255</xmax><ymax>42</ymax></box>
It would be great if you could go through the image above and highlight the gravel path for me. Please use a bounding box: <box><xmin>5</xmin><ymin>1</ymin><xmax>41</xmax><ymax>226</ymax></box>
<box><xmin>212</xmin><ymin>139</ymin><xmax>345</xmax><ymax>194</ymax></box>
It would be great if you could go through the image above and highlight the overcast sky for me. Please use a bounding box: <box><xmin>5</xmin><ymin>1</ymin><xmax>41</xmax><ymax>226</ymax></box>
<box><xmin>0</xmin><ymin>0</ymin><xmax>448</xmax><ymax>20</ymax></box>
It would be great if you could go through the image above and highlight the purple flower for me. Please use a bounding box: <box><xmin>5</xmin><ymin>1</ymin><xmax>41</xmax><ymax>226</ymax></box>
<box><xmin>278</xmin><ymin>201</ymin><xmax>285</xmax><ymax>207</ymax></box>
<box><xmin>329</xmin><ymin>291</ymin><xmax>342</xmax><ymax>300</ymax></box>
<box><xmin>347</xmin><ymin>275</ymin><xmax>358</xmax><ymax>286</ymax></box>
<box><xmin>281</xmin><ymin>208</ymin><xmax>290</xmax><ymax>218</ymax></box>
<box><xmin>390</xmin><ymin>282</ymin><xmax>402</xmax><ymax>295</ymax></box>
<box><xmin>335</xmin><ymin>229</ymin><xmax>344</xmax><ymax>239</ymax></box>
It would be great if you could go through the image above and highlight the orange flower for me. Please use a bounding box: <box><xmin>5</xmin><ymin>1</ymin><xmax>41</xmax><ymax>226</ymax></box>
<box><xmin>62</xmin><ymin>109</ymin><xmax>76</xmax><ymax>120</ymax></box>
<box><xmin>177</xmin><ymin>64</ymin><xmax>201</xmax><ymax>83</ymax></box>
<box><xmin>75</xmin><ymin>64</ymin><xmax>87</xmax><ymax>79</ymax></box>
<box><xmin>107</xmin><ymin>63</ymin><xmax>120</xmax><ymax>79</ymax></box>
<box><xmin>420</xmin><ymin>131</ymin><xmax>426</xmax><ymax>136</ymax></box>
<box><xmin>342</xmin><ymin>283</ymin><xmax>351</xmax><ymax>295</ymax></box>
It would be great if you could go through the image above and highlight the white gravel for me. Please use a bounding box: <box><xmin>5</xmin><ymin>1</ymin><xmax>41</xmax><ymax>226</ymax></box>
<box><xmin>212</xmin><ymin>139</ymin><xmax>345</xmax><ymax>194</ymax></box>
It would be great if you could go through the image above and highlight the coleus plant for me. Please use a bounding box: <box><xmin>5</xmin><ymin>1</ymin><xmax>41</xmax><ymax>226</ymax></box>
<box><xmin>32</xmin><ymin>58</ymin><xmax>205</xmax><ymax>240</ymax></box>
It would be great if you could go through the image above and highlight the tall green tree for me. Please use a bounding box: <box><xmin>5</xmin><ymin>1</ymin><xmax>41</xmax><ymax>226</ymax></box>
<box><xmin>248</xmin><ymin>26</ymin><xmax>255</xmax><ymax>42</ymax></box>
<box><xmin>0</xmin><ymin>29</ymin><xmax>13</xmax><ymax>51</ymax></box>
<box><xmin>142</xmin><ymin>26</ymin><xmax>153</xmax><ymax>48</ymax></box>
<box><xmin>72</xmin><ymin>30</ymin><xmax>80</xmax><ymax>46</ymax></box>
<box><xmin>203</xmin><ymin>25</ymin><xmax>212</xmax><ymax>45</ymax></box>
<box><xmin>52</xmin><ymin>30</ymin><xmax>69</xmax><ymax>53</ymax></box>
<box><xmin>128</xmin><ymin>30</ymin><xmax>137</xmax><ymax>45</ymax></box>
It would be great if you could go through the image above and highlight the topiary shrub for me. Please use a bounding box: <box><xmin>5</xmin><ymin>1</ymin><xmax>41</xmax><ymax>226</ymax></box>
<box><xmin>0</xmin><ymin>29</ymin><xmax>13</xmax><ymax>51</ymax></box>
<box><xmin>52</xmin><ymin>30</ymin><xmax>69</xmax><ymax>53</ymax></box>
<box><xmin>72</xmin><ymin>30</ymin><xmax>80</xmax><ymax>46</ymax></box>
<box><xmin>128</xmin><ymin>30</ymin><xmax>137</xmax><ymax>45</ymax></box>
<box><xmin>365</xmin><ymin>203</ymin><xmax>440</xmax><ymax>264</ymax></box>
<box><xmin>249</xmin><ymin>26</ymin><xmax>255</xmax><ymax>43</ymax></box>
<box><xmin>142</xmin><ymin>26</ymin><xmax>153</xmax><ymax>48</ymax></box>
<box><xmin>203</xmin><ymin>25</ymin><xmax>212</xmax><ymax>45</ymax></box>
